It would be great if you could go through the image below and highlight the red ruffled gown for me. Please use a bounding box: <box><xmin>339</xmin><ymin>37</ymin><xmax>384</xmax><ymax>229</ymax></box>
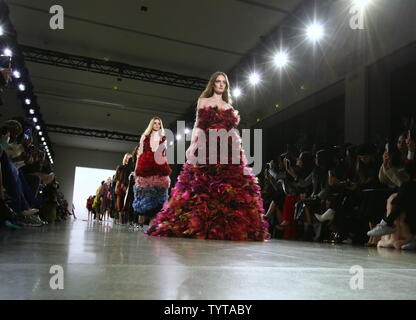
<box><xmin>148</xmin><ymin>105</ymin><xmax>269</xmax><ymax>241</ymax></box>
<box><xmin>133</xmin><ymin>132</ymin><xmax>172</xmax><ymax>218</ymax></box>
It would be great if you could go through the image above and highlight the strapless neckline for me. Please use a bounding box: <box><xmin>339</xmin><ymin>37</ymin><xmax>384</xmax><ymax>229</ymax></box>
<box><xmin>203</xmin><ymin>104</ymin><xmax>233</xmax><ymax>111</ymax></box>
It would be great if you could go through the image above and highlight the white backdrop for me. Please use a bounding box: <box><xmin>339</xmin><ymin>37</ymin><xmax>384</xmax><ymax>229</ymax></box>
<box><xmin>72</xmin><ymin>166</ymin><xmax>115</xmax><ymax>219</ymax></box>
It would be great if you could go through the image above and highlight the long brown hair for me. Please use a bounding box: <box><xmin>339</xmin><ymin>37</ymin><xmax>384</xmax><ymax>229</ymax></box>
<box><xmin>199</xmin><ymin>71</ymin><xmax>232</xmax><ymax>105</ymax></box>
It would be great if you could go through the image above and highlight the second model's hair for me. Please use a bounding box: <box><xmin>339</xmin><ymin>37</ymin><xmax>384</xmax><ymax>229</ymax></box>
<box><xmin>143</xmin><ymin>117</ymin><xmax>165</xmax><ymax>137</ymax></box>
<box><xmin>199</xmin><ymin>71</ymin><xmax>232</xmax><ymax>105</ymax></box>
<box><xmin>122</xmin><ymin>153</ymin><xmax>132</xmax><ymax>165</ymax></box>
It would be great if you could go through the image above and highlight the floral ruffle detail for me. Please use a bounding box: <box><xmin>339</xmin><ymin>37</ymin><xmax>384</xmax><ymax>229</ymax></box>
<box><xmin>148</xmin><ymin>162</ymin><xmax>269</xmax><ymax>241</ymax></box>
<box><xmin>136</xmin><ymin>175</ymin><xmax>171</xmax><ymax>189</ymax></box>
<box><xmin>132</xmin><ymin>186</ymin><xmax>168</xmax><ymax>214</ymax></box>
<box><xmin>135</xmin><ymin>151</ymin><xmax>172</xmax><ymax>177</ymax></box>
<box><xmin>197</xmin><ymin>106</ymin><xmax>240</xmax><ymax>131</ymax></box>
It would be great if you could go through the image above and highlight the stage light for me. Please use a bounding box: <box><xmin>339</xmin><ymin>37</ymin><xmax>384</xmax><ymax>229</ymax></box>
<box><xmin>25</xmin><ymin>98</ymin><xmax>31</xmax><ymax>105</ymax></box>
<box><xmin>169</xmin><ymin>141</ymin><xmax>173</xmax><ymax>146</ymax></box>
<box><xmin>38</xmin><ymin>131</ymin><xmax>43</xmax><ymax>136</ymax></box>
<box><xmin>306</xmin><ymin>22</ymin><xmax>325</xmax><ymax>42</ymax></box>
<box><xmin>33</xmin><ymin>117</ymin><xmax>38</xmax><ymax>123</ymax></box>
<box><xmin>43</xmin><ymin>142</ymin><xmax>47</xmax><ymax>146</ymax></box>
<box><xmin>18</xmin><ymin>84</ymin><xmax>26</xmax><ymax>91</ymax></box>
<box><xmin>273</xmin><ymin>51</ymin><xmax>289</xmax><ymax>68</ymax></box>
<box><xmin>41</xmin><ymin>137</ymin><xmax>45</xmax><ymax>142</ymax></box>
<box><xmin>0</xmin><ymin>26</ymin><xmax>4</xmax><ymax>36</ymax></box>
<box><xmin>176</xmin><ymin>134</ymin><xmax>182</xmax><ymax>140</ymax></box>
<box><xmin>29</xmin><ymin>109</ymin><xmax>35</xmax><ymax>114</ymax></box>
<box><xmin>35</xmin><ymin>125</ymin><xmax>41</xmax><ymax>130</ymax></box>
<box><xmin>184</xmin><ymin>128</ymin><xmax>190</xmax><ymax>134</ymax></box>
<box><xmin>353</xmin><ymin>0</ymin><xmax>372</xmax><ymax>9</ymax></box>
<box><xmin>249</xmin><ymin>72</ymin><xmax>261</xmax><ymax>86</ymax></box>
<box><xmin>232</xmin><ymin>87</ymin><xmax>242</xmax><ymax>98</ymax></box>
<box><xmin>3</xmin><ymin>48</ymin><xmax>12</xmax><ymax>57</ymax></box>
<box><xmin>13</xmin><ymin>70</ymin><xmax>21</xmax><ymax>78</ymax></box>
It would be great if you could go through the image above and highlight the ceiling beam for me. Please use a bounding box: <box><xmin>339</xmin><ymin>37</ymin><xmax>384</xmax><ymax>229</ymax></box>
<box><xmin>21</xmin><ymin>45</ymin><xmax>209</xmax><ymax>90</ymax></box>
<box><xmin>235</xmin><ymin>0</ymin><xmax>291</xmax><ymax>14</ymax></box>
<box><xmin>46</xmin><ymin>124</ymin><xmax>140</xmax><ymax>142</ymax></box>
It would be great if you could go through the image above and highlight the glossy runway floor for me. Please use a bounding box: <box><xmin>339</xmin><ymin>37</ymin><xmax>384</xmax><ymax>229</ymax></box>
<box><xmin>1</xmin><ymin>219</ymin><xmax>415</xmax><ymax>300</ymax></box>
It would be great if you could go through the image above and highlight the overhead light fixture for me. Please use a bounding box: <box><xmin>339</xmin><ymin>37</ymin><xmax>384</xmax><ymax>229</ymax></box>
<box><xmin>353</xmin><ymin>0</ymin><xmax>372</xmax><ymax>9</ymax></box>
<box><xmin>232</xmin><ymin>87</ymin><xmax>242</xmax><ymax>98</ymax></box>
<box><xmin>3</xmin><ymin>48</ymin><xmax>12</xmax><ymax>57</ymax></box>
<box><xmin>249</xmin><ymin>72</ymin><xmax>261</xmax><ymax>86</ymax></box>
<box><xmin>13</xmin><ymin>70</ymin><xmax>21</xmax><ymax>78</ymax></box>
<box><xmin>273</xmin><ymin>51</ymin><xmax>290</xmax><ymax>68</ymax></box>
<box><xmin>306</xmin><ymin>22</ymin><xmax>325</xmax><ymax>42</ymax></box>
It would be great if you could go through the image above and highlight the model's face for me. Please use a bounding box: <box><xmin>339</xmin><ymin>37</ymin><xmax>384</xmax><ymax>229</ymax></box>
<box><xmin>152</xmin><ymin>119</ymin><xmax>161</xmax><ymax>131</ymax></box>
<box><xmin>213</xmin><ymin>75</ymin><xmax>227</xmax><ymax>95</ymax></box>
<box><xmin>397</xmin><ymin>135</ymin><xmax>407</xmax><ymax>153</ymax></box>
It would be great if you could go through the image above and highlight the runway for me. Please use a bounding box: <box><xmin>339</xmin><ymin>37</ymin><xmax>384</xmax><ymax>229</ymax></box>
<box><xmin>1</xmin><ymin>219</ymin><xmax>415</xmax><ymax>300</ymax></box>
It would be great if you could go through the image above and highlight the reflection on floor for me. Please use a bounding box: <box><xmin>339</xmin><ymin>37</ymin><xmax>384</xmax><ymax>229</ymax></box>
<box><xmin>1</xmin><ymin>219</ymin><xmax>415</xmax><ymax>299</ymax></box>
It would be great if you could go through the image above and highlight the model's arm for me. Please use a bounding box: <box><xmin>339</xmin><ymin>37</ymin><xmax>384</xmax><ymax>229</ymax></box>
<box><xmin>190</xmin><ymin>98</ymin><xmax>205</xmax><ymax>143</ymax></box>
<box><xmin>136</xmin><ymin>134</ymin><xmax>145</xmax><ymax>159</ymax></box>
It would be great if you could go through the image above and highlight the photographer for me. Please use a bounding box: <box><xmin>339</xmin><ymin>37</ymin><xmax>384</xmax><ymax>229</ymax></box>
<box><xmin>263</xmin><ymin>157</ymin><xmax>287</xmax><ymax>237</ymax></box>
<box><xmin>368</xmin><ymin>131</ymin><xmax>416</xmax><ymax>250</ymax></box>
<box><xmin>0</xmin><ymin>54</ymin><xmax>12</xmax><ymax>106</ymax></box>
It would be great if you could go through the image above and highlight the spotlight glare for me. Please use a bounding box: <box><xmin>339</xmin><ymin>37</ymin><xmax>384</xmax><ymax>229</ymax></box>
<box><xmin>3</xmin><ymin>48</ymin><xmax>12</xmax><ymax>57</ymax></box>
<box><xmin>18</xmin><ymin>84</ymin><xmax>26</xmax><ymax>91</ymax></box>
<box><xmin>25</xmin><ymin>98</ymin><xmax>31</xmax><ymax>105</ymax></box>
<box><xmin>273</xmin><ymin>51</ymin><xmax>289</xmax><ymax>68</ymax></box>
<box><xmin>169</xmin><ymin>141</ymin><xmax>173</xmax><ymax>146</ymax></box>
<box><xmin>184</xmin><ymin>128</ymin><xmax>190</xmax><ymax>134</ymax></box>
<box><xmin>249</xmin><ymin>72</ymin><xmax>261</xmax><ymax>86</ymax></box>
<box><xmin>232</xmin><ymin>87</ymin><xmax>242</xmax><ymax>98</ymax></box>
<box><xmin>41</xmin><ymin>137</ymin><xmax>45</xmax><ymax>141</ymax></box>
<box><xmin>43</xmin><ymin>142</ymin><xmax>47</xmax><ymax>146</ymax></box>
<box><xmin>353</xmin><ymin>0</ymin><xmax>372</xmax><ymax>9</ymax></box>
<box><xmin>29</xmin><ymin>109</ymin><xmax>35</xmax><ymax>114</ymax></box>
<box><xmin>13</xmin><ymin>70</ymin><xmax>21</xmax><ymax>78</ymax></box>
<box><xmin>33</xmin><ymin>117</ymin><xmax>38</xmax><ymax>123</ymax></box>
<box><xmin>176</xmin><ymin>134</ymin><xmax>182</xmax><ymax>140</ymax></box>
<box><xmin>35</xmin><ymin>125</ymin><xmax>41</xmax><ymax>131</ymax></box>
<box><xmin>38</xmin><ymin>131</ymin><xmax>43</xmax><ymax>136</ymax></box>
<box><xmin>306</xmin><ymin>22</ymin><xmax>325</xmax><ymax>42</ymax></box>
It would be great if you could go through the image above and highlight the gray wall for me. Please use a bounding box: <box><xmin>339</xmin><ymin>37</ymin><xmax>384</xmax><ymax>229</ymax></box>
<box><xmin>53</xmin><ymin>145</ymin><xmax>124</xmax><ymax>208</ymax></box>
<box><xmin>239</xmin><ymin>0</ymin><xmax>416</xmax><ymax>144</ymax></box>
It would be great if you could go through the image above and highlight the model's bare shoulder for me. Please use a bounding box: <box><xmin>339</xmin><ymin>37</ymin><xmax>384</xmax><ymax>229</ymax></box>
<box><xmin>197</xmin><ymin>97</ymin><xmax>208</xmax><ymax>109</ymax></box>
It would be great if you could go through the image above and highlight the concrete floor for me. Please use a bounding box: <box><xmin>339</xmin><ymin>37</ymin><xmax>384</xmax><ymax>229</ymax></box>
<box><xmin>0</xmin><ymin>219</ymin><xmax>415</xmax><ymax>300</ymax></box>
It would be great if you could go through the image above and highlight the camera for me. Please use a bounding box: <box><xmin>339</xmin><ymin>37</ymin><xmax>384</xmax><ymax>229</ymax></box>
<box><xmin>0</xmin><ymin>55</ymin><xmax>11</xmax><ymax>69</ymax></box>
